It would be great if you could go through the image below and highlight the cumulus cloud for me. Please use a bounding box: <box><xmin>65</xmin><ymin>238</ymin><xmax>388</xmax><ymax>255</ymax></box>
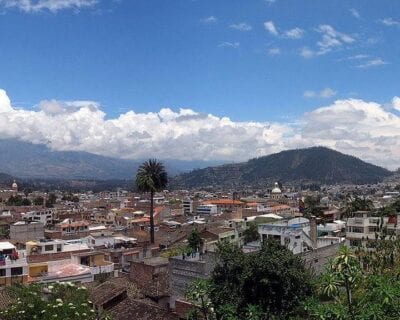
<box><xmin>218</xmin><ymin>41</ymin><xmax>240</xmax><ymax>48</ymax></box>
<box><xmin>381</xmin><ymin>18</ymin><xmax>400</xmax><ymax>26</ymax></box>
<box><xmin>356</xmin><ymin>58</ymin><xmax>387</xmax><ymax>69</ymax></box>
<box><xmin>299</xmin><ymin>47</ymin><xmax>314</xmax><ymax>59</ymax></box>
<box><xmin>229</xmin><ymin>22</ymin><xmax>252</xmax><ymax>31</ymax></box>
<box><xmin>268</xmin><ymin>47</ymin><xmax>281</xmax><ymax>55</ymax></box>
<box><xmin>349</xmin><ymin>8</ymin><xmax>360</xmax><ymax>19</ymax></box>
<box><xmin>1</xmin><ymin>89</ymin><xmax>400</xmax><ymax>169</ymax></box>
<box><xmin>302</xmin><ymin>99</ymin><xmax>400</xmax><ymax>168</ymax></box>
<box><xmin>201</xmin><ymin>16</ymin><xmax>217</xmax><ymax>24</ymax></box>
<box><xmin>0</xmin><ymin>0</ymin><xmax>98</xmax><ymax>13</ymax></box>
<box><xmin>284</xmin><ymin>27</ymin><xmax>304</xmax><ymax>39</ymax></box>
<box><xmin>316</xmin><ymin>24</ymin><xmax>355</xmax><ymax>55</ymax></box>
<box><xmin>264</xmin><ymin>21</ymin><xmax>278</xmax><ymax>35</ymax></box>
<box><xmin>392</xmin><ymin>96</ymin><xmax>400</xmax><ymax>111</ymax></box>
<box><xmin>303</xmin><ymin>88</ymin><xmax>337</xmax><ymax>99</ymax></box>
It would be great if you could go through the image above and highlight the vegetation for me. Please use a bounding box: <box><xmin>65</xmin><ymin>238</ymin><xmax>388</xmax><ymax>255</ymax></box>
<box><xmin>6</xmin><ymin>195</ymin><xmax>31</xmax><ymax>206</ymax></box>
<box><xmin>242</xmin><ymin>221</ymin><xmax>260</xmax><ymax>243</ymax></box>
<box><xmin>0</xmin><ymin>282</ymin><xmax>109</xmax><ymax>320</ymax></box>
<box><xmin>186</xmin><ymin>240</ymin><xmax>312</xmax><ymax>320</ymax></box>
<box><xmin>173</xmin><ymin>147</ymin><xmax>392</xmax><ymax>189</ymax></box>
<box><xmin>188</xmin><ymin>229</ymin><xmax>203</xmax><ymax>252</ymax></box>
<box><xmin>303</xmin><ymin>195</ymin><xmax>323</xmax><ymax>218</ymax></box>
<box><xmin>135</xmin><ymin>159</ymin><xmax>168</xmax><ymax>244</ymax></box>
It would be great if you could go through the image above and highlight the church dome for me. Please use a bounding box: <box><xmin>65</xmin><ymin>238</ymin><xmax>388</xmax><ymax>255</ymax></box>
<box><xmin>12</xmin><ymin>180</ymin><xmax>18</xmax><ymax>190</ymax></box>
<box><xmin>271</xmin><ymin>182</ymin><xmax>281</xmax><ymax>194</ymax></box>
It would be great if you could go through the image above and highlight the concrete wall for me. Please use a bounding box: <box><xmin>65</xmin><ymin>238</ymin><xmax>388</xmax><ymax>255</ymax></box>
<box><xmin>169</xmin><ymin>252</ymin><xmax>217</xmax><ymax>309</ymax></box>
<box><xmin>9</xmin><ymin>222</ymin><xmax>44</xmax><ymax>243</ymax></box>
<box><xmin>300</xmin><ymin>242</ymin><xmax>341</xmax><ymax>274</ymax></box>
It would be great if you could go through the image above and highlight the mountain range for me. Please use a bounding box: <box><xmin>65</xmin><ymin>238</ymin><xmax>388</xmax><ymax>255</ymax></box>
<box><xmin>0</xmin><ymin>139</ymin><xmax>223</xmax><ymax>180</ymax></box>
<box><xmin>0</xmin><ymin>139</ymin><xmax>393</xmax><ymax>189</ymax></box>
<box><xmin>171</xmin><ymin>147</ymin><xmax>393</xmax><ymax>189</ymax></box>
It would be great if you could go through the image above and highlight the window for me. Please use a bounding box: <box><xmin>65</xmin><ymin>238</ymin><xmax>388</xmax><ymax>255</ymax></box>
<box><xmin>0</xmin><ymin>269</ymin><xmax>6</xmax><ymax>277</ymax></box>
<box><xmin>351</xmin><ymin>227</ymin><xmax>364</xmax><ymax>233</ymax></box>
<box><xmin>57</xmin><ymin>244</ymin><xmax>62</xmax><ymax>252</ymax></box>
<box><xmin>11</xmin><ymin>267</ymin><xmax>23</xmax><ymax>276</ymax></box>
<box><xmin>368</xmin><ymin>226</ymin><xmax>378</xmax><ymax>233</ymax></box>
<box><xmin>45</xmin><ymin>245</ymin><xmax>53</xmax><ymax>251</ymax></box>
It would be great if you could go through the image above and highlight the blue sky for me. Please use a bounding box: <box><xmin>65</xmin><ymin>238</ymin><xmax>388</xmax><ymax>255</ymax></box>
<box><xmin>0</xmin><ymin>0</ymin><xmax>398</xmax><ymax>121</ymax></box>
<box><xmin>0</xmin><ymin>0</ymin><xmax>399</xmax><ymax>168</ymax></box>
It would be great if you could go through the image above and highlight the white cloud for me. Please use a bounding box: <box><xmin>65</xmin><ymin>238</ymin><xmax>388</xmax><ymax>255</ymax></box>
<box><xmin>302</xmin><ymin>99</ymin><xmax>400</xmax><ymax>169</ymax></box>
<box><xmin>300</xmin><ymin>47</ymin><xmax>314</xmax><ymax>59</ymax></box>
<box><xmin>218</xmin><ymin>42</ymin><xmax>240</xmax><ymax>49</ymax></box>
<box><xmin>303</xmin><ymin>88</ymin><xmax>337</xmax><ymax>99</ymax></box>
<box><xmin>347</xmin><ymin>54</ymin><xmax>369</xmax><ymax>60</ymax></box>
<box><xmin>356</xmin><ymin>58</ymin><xmax>387</xmax><ymax>69</ymax></box>
<box><xmin>268</xmin><ymin>47</ymin><xmax>281</xmax><ymax>55</ymax></box>
<box><xmin>264</xmin><ymin>0</ymin><xmax>276</xmax><ymax>4</ymax></box>
<box><xmin>229</xmin><ymin>22</ymin><xmax>252</xmax><ymax>31</ymax></box>
<box><xmin>316</xmin><ymin>25</ymin><xmax>355</xmax><ymax>55</ymax></box>
<box><xmin>349</xmin><ymin>8</ymin><xmax>360</xmax><ymax>19</ymax></box>
<box><xmin>381</xmin><ymin>17</ymin><xmax>400</xmax><ymax>26</ymax></box>
<box><xmin>0</xmin><ymin>0</ymin><xmax>97</xmax><ymax>12</ymax></box>
<box><xmin>264</xmin><ymin>21</ymin><xmax>278</xmax><ymax>36</ymax></box>
<box><xmin>201</xmin><ymin>16</ymin><xmax>217</xmax><ymax>24</ymax></box>
<box><xmin>284</xmin><ymin>27</ymin><xmax>304</xmax><ymax>39</ymax></box>
<box><xmin>1</xmin><ymin>89</ymin><xmax>400</xmax><ymax>169</ymax></box>
<box><xmin>392</xmin><ymin>96</ymin><xmax>400</xmax><ymax>111</ymax></box>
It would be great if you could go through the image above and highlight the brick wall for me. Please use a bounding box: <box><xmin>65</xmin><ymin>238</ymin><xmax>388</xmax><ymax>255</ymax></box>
<box><xmin>300</xmin><ymin>242</ymin><xmax>341</xmax><ymax>274</ymax></box>
<box><xmin>27</xmin><ymin>249</ymin><xmax>91</xmax><ymax>263</ymax></box>
<box><xmin>175</xmin><ymin>300</ymin><xmax>195</xmax><ymax>319</ymax></box>
<box><xmin>130</xmin><ymin>261</ymin><xmax>155</xmax><ymax>287</ymax></box>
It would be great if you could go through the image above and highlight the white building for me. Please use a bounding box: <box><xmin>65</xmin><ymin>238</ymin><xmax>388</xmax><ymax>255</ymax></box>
<box><xmin>196</xmin><ymin>204</ymin><xmax>218</xmax><ymax>215</ymax></box>
<box><xmin>258</xmin><ymin>217</ymin><xmax>343</xmax><ymax>255</ymax></box>
<box><xmin>22</xmin><ymin>208</ymin><xmax>55</xmax><ymax>226</ymax></box>
<box><xmin>0</xmin><ymin>241</ymin><xmax>28</xmax><ymax>286</ymax></box>
<box><xmin>346</xmin><ymin>212</ymin><xmax>400</xmax><ymax>248</ymax></box>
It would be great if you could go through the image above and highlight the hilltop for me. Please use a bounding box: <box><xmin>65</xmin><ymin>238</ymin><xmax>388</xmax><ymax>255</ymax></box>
<box><xmin>171</xmin><ymin>147</ymin><xmax>393</xmax><ymax>189</ymax></box>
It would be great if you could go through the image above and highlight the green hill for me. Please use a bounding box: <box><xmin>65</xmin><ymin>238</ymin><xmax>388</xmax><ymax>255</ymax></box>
<box><xmin>172</xmin><ymin>147</ymin><xmax>392</xmax><ymax>188</ymax></box>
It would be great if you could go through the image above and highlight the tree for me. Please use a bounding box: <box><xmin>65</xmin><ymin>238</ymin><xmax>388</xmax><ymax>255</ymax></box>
<box><xmin>33</xmin><ymin>196</ymin><xmax>44</xmax><ymax>206</ymax></box>
<box><xmin>188</xmin><ymin>229</ymin><xmax>203</xmax><ymax>253</ymax></box>
<box><xmin>210</xmin><ymin>240</ymin><xmax>312</xmax><ymax>319</ymax></box>
<box><xmin>135</xmin><ymin>159</ymin><xmax>168</xmax><ymax>244</ymax></box>
<box><xmin>0</xmin><ymin>282</ymin><xmax>105</xmax><ymax>320</ymax></box>
<box><xmin>242</xmin><ymin>221</ymin><xmax>260</xmax><ymax>244</ymax></box>
<box><xmin>304</xmin><ymin>196</ymin><xmax>323</xmax><ymax>218</ymax></box>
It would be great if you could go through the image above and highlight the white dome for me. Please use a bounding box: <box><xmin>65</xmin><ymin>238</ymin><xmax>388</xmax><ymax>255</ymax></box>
<box><xmin>271</xmin><ymin>182</ymin><xmax>281</xmax><ymax>194</ymax></box>
<box><xmin>12</xmin><ymin>180</ymin><xmax>18</xmax><ymax>189</ymax></box>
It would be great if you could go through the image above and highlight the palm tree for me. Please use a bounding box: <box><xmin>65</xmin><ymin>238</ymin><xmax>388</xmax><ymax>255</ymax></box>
<box><xmin>135</xmin><ymin>159</ymin><xmax>168</xmax><ymax>244</ymax></box>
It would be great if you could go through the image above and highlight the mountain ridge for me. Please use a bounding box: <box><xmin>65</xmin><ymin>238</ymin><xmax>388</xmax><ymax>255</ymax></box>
<box><xmin>0</xmin><ymin>139</ymin><xmax>224</xmax><ymax>180</ymax></box>
<box><xmin>171</xmin><ymin>147</ymin><xmax>393</xmax><ymax>188</ymax></box>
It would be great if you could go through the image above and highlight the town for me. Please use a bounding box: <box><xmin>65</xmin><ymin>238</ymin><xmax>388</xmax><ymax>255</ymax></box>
<box><xmin>1</xmin><ymin>169</ymin><xmax>400</xmax><ymax>319</ymax></box>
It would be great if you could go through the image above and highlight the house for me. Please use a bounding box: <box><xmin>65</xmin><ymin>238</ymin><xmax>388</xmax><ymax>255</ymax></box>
<box><xmin>258</xmin><ymin>217</ymin><xmax>343</xmax><ymax>255</ymax></box>
<box><xmin>9</xmin><ymin>221</ymin><xmax>44</xmax><ymax>244</ymax></box>
<box><xmin>0</xmin><ymin>241</ymin><xmax>28</xmax><ymax>286</ymax></box>
<box><xmin>346</xmin><ymin>211</ymin><xmax>400</xmax><ymax>248</ymax></box>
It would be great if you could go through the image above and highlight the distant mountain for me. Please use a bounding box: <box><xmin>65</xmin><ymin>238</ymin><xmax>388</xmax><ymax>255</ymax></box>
<box><xmin>0</xmin><ymin>172</ymin><xmax>14</xmax><ymax>185</ymax></box>
<box><xmin>0</xmin><ymin>139</ymin><xmax>224</xmax><ymax>180</ymax></box>
<box><xmin>172</xmin><ymin>147</ymin><xmax>393</xmax><ymax>188</ymax></box>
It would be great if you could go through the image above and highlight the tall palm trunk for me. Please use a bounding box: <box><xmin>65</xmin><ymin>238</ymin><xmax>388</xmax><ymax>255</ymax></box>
<box><xmin>150</xmin><ymin>190</ymin><xmax>155</xmax><ymax>244</ymax></box>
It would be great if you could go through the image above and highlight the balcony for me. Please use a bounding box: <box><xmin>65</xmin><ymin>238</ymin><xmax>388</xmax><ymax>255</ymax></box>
<box><xmin>89</xmin><ymin>262</ymin><xmax>114</xmax><ymax>275</ymax></box>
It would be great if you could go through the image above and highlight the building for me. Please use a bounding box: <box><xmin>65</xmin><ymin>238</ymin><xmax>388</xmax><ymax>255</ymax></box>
<box><xmin>195</xmin><ymin>204</ymin><xmax>218</xmax><ymax>215</ymax></box>
<box><xmin>258</xmin><ymin>217</ymin><xmax>343</xmax><ymax>255</ymax></box>
<box><xmin>182</xmin><ymin>198</ymin><xmax>199</xmax><ymax>215</ymax></box>
<box><xmin>22</xmin><ymin>208</ymin><xmax>55</xmax><ymax>226</ymax></box>
<box><xmin>0</xmin><ymin>241</ymin><xmax>28</xmax><ymax>286</ymax></box>
<box><xmin>9</xmin><ymin>221</ymin><xmax>44</xmax><ymax>244</ymax></box>
<box><xmin>346</xmin><ymin>211</ymin><xmax>400</xmax><ymax>248</ymax></box>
